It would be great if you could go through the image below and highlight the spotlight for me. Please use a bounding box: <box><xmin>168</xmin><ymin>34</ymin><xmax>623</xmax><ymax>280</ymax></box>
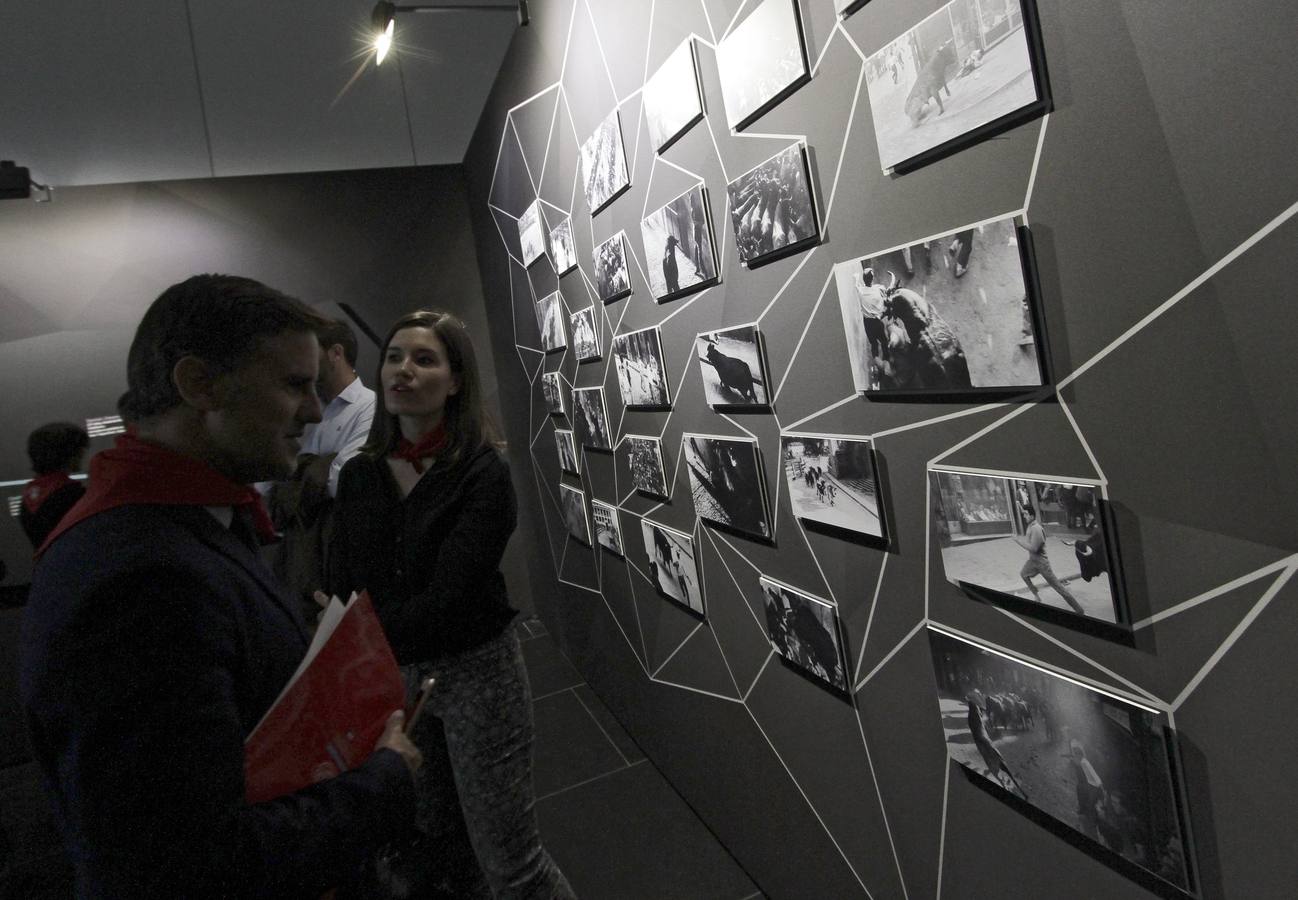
<box><xmin>370</xmin><ymin>1</ymin><xmax>528</xmax><ymax>66</ymax></box>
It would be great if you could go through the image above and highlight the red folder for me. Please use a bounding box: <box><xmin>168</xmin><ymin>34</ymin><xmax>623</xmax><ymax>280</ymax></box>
<box><xmin>243</xmin><ymin>590</ymin><xmax>404</xmax><ymax>805</ymax></box>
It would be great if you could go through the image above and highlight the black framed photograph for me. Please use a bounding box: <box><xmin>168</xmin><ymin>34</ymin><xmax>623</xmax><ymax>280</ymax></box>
<box><xmin>865</xmin><ymin>0</ymin><xmax>1050</xmax><ymax>174</ymax></box>
<box><xmin>612</xmin><ymin>325</ymin><xmax>671</xmax><ymax>409</ymax></box>
<box><xmin>580</xmin><ymin>108</ymin><xmax>630</xmax><ymax>215</ymax></box>
<box><xmin>536</xmin><ymin>291</ymin><xmax>566</xmax><ymax>353</ymax></box>
<box><xmin>761</xmin><ymin>576</ymin><xmax>849</xmax><ymax>692</ymax></box>
<box><xmin>625</xmin><ymin>434</ymin><xmax>668</xmax><ymax>499</ymax></box>
<box><xmin>643</xmin><ymin>38</ymin><xmax>704</xmax><ymax>153</ymax></box>
<box><xmin>591</xmin><ymin>499</ymin><xmax>624</xmax><ymax>556</ymax></box>
<box><xmin>640</xmin><ymin>183</ymin><xmax>719</xmax><ymax>302</ymax></box>
<box><xmin>780</xmin><ymin>433</ymin><xmax>886</xmax><ymax>541</ymax></box>
<box><xmin>695</xmin><ymin>323</ymin><xmax>770</xmax><ymax>408</ymax></box>
<box><xmin>554</xmin><ymin>428</ymin><xmax>579</xmax><ymax>475</ymax></box>
<box><xmin>715</xmin><ymin>0</ymin><xmax>811</xmax><ymax>132</ymax></box>
<box><xmin>929</xmin><ymin>467</ymin><xmax>1125</xmax><ymax>627</ymax></box>
<box><xmin>549</xmin><ymin>216</ymin><xmax>578</xmax><ymax>275</ymax></box>
<box><xmin>570</xmin><ymin>306</ymin><xmax>601</xmax><ymax>362</ymax></box>
<box><xmin>518</xmin><ymin>199</ymin><xmax>547</xmax><ymax>267</ymax></box>
<box><xmin>594</xmin><ymin>231</ymin><xmax>632</xmax><ymax>303</ymax></box>
<box><xmin>573</xmin><ymin>386</ymin><xmax>612</xmax><ymax>450</ymax></box>
<box><xmin>835</xmin><ymin>0</ymin><xmax>870</xmax><ymax>17</ymax></box>
<box><xmin>640</xmin><ymin>518</ymin><xmax>704</xmax><ymax>615</ymax></box>
<box><xmin>928</xmin><ymin>626</ymin><xmax>1194</xmax><ymax>895</ymax></box>
<box><xmin>682</xmin><ymin>433</ymin><xmax>771</xmax><ymax>541</ymax></box>
<box><xmin>834</xmin><ymin>214</ymin><xmax>1046</xmax><ymax>395</ymax></box>
<box><xmin>559</xmin><ymin>483</ymin><xmax>591</xmax><ymax>546</ymax></box>
<box><xmin>541</xmin><ymin>371</ymin><xmax>567</xmax><ymax>417</ymax></box>
<box><xmin>726</xmin><ymin>143</ymin><xmax>819</xmax><ymax>267</ymax></box>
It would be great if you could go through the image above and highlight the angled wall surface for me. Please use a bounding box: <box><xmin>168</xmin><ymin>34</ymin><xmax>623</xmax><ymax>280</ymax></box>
<box><xmin>463</xmin><ymin>1</ymin><xmax>1298</xmax><ymax>898</ymax></box>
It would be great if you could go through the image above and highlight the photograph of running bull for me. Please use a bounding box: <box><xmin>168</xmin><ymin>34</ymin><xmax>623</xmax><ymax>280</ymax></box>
<box><xmin>694</xmin><ymin>323</ymin><xmax>770</xmax><ymax>408</ymax></box>
<box><xmin>928</xmin><ymin>626</ymin><xmax>1194</xmax><ymax>894</ymax></box>
<box><xmin>761</xmin><ymin>576</ymin><xmax>848</xmax><ymax>693</ymax></box>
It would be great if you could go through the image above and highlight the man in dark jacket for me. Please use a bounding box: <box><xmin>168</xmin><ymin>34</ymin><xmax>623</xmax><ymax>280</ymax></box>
<box><xmin>18</xmin><ymin>422</ymin><xmax>89</xmax><ymax>548</ymax></box>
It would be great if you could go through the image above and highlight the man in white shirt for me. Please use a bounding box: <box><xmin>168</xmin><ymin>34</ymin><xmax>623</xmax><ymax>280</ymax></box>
<box><xmin>301</xmin><ymin>318</ymin><xmax>376</xmax><ymax>497</ymax></box>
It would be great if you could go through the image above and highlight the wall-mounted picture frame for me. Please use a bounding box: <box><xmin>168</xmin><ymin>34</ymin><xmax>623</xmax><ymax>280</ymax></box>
<box><xmin>726</xmin><ymin>143</ymin><xmax>819</xmax><ymax>267</ymax></box>
<box><xmin>834</xmin><ymin>0</ymin><xmax>871</xmax><ymax>17</ymax></box>
<box><xmin>643</xmin><ymin>38</ymin><xmax>705</xmax><ymax>153</ymax></box>
<box><xmin>559</xmin><ymin>483</ymin><xmax>591</xmax><ymax>546</ymax></box>
<box><xmin>554</xmin><ymin>428</ymin><xmax>579</xmax><ymax>475</ymax></box>
<box><xmin>580</xmin><ymin>108</ymin><xmax>631</xmax><ymax>214</ymax></box>
<box><xmin>573</xmin><ymin>386</ymin><xmax>612</xmax><ymax>450</ymax></box>
<box><xmin>640</xmin><ymin>184</ymin><xmax>719</xmax><ymax>302</ymax></box>
<box><xmin>625</xmin><ymin>434</ymin><xmax>669</xmax><ymax>499</ymax></box>
<box><xmin>612</xmin><ymin>325</ymin><xmax>671</xmax><ymax>409</ymax></box>
<box><xmin>594</xmin><ymin>231</ymin><xmax>632</xmax><ymax>303</ymax></box>
<box><xmin>682</xmin><ymin>433</ymin><xmax>771</xmax><ymax>541</ymax></box>
<box><xmin>760</xmin><ymin>576</ymin><xmax>849</xmax><ymax>692</ymax></box>
<box><xmin>536</xmin><ymin>291</ymin><xmax>566</xmax><ymax>353</ymax></box>
<box><xmin>640</xmin><ymin>518</ymin><xmax>704</xmax><ymax>615</ymax></box>
<box><xmin>695</xmin><ymin>323</ymin><xmax>770</xmax><ymax>408</ymax></box>
<box><xmin>518</xmin><ymin>199</ymin><xmax>547</xmax><ymax>267</ymax></box>
<box><xmin>541</xmin><ymin>371</ymin><xmax>567</xmax><ymax>417</ymax></box>
<box><xmin>864</xmin><ymin>0</ymin><xmax>1051</xmax><ymax>174</ymax></box>
<box><xmin>570</xmin><ymin>306</ymin><xmax>601</xmax><ymax>362</ymax></box>
<box><xmin>715</xmin><ymin>0</ymin><xmax>811</xmax><ymax>132</ymax></box>
<box><xmin>591</xmin><ymin>499</ymin><xmax>624</xmax><ymax>556</ymax></box>
<box><xmin>780</xmin><ymin>433</ymin><xmax>886</xmax><ymax>542</ymax></box>
<box><xmin>833</xmin><ymin>213</ymin><xmax>1047</xmax><ymax>396</ymax></box>
<box><xmin>549</xmin><ymin>216</ymin><xmax>578</xmax><ymax>275</ymax></box>
<box><xmin>927</xmin><ymin>626</ymin><xmax>1194</xmax><ymax>895</ymax></box>
<box><xmin>929</xmin><ymin>467</ymin><xmax>1126</xmax><ymax>628</ymax></box>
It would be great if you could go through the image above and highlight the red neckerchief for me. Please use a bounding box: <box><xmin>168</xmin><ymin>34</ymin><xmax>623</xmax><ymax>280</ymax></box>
<box><xmin>22</xmin><ymin>471</ymin><xmax>74</xmax><ymax>515</ymax></box>
<box><xmin>36</xmin><ymin>432</ymin><xmax>276</xmax><ymax>558</ymax></box>
<box><xmin>391</xmin><ymin>421</ymin><xmax>448</xmax><ymax>475</ymax></box>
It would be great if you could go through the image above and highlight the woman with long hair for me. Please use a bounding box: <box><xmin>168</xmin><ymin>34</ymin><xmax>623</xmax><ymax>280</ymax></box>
<box><xmin>328</xmin><ymin>310</ymin><xmax>573</xmax><ymax>899</ymax></box>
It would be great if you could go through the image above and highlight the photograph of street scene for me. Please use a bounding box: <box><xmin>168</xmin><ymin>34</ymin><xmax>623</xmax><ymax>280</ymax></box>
<box><xmin>726</xmin><ymin>143</ymin><xmax>818</xmax><ymax>266</ymax></box>
<box><xmin>541</xmin><ymin>371</ymin><xmax>566</xmax><ymax>417</ymax></box>
<box><xmin>518</xmin><ymin>199</ymin><xmax>546</xmax><ymax>266</ymax></box>
<box><xmin>683</xmin><ymin>434</ymin><xmax>771</xmax><ymax>541</ymax></box>
<box><xmin>613</xmin><ymin>326</ymin><xmax>670</xmax><ymax>408</ymax></box>
<box><xmin>643</xmin><ymin>38</ymin><xmax>704</xmax><ymax>152</ymax></box>
<box><xmin>625</xmin><ymin>435</ymin><xmax>668</xmax><ymax>498</ymax></box>
<box><xmin>781</xmin><ymin>434</ymin><xmax>884</xmax><ymax>540</ymax></box>
<box><xmin>641</xmin><ymin>518</ymin><xmax>704</xmax><ymax>615</ymax></box>
<box><xmin>570</xmin><ymin>306</ymin><xmax>600</xmax><ymax>362</ymax></box>
<box><xmin>549</xmin><ymin>217</ymin><xmax>577</xmax><ymax>275</ymax></box>
<box><xmin>640</xmin><ymin>184</ymin><xmax>717</xmax><ymax>301</ymax></box>
<box><xmin>560</xmin><ymin>483</ymin><xmax>590</xmax><ymax>546</ymax></box>
<box><xmin>695</xmin><ymin>324</ymin><xmax>769</xmax><ymax>408</ymax></box>
<box><xmin>573</xmin><ymin>387</ymin><xmax>612</xmax><ymax>450</ymax></box>
<box><xmin>554</xmin><ymin>428</ymin><xmax>578</xmax><ymax>475</ymax></box>
<box><xmin>580</xmin><ymin>108</ymin><xmax>630</xmax><ymax>214</ymax></box>
<box><xmin>592</xmin><ymin>499</ymin><xmax>623</xmax><ymax>556</ymax></box>
<box><xmin>536</xmin><ymin>291</ymin><xmax>566</xmax><ymax>353</ymax></box>
<box><xmin>761</xmin><ymin>576</ymin><xmax>848</xmax><ymax>692</ymax></box>
<box><xmin>594</xmin><ymin>231</ymin><xmax>632</xmax><ymax>303</ymax></box>
<box><xmin>928</xmin><ymin>627</ymin><xmax>1192</xmax><ymax>892</ymax></box>
<box><xmin>715</xmin><ymin>0</ymin><xmax>810</xmax><ymax>130</ymax></box>
<box><xmin>930</xmin><ymin>469</ymin><xmax>1120</xmax><ymax>624</ymax></box>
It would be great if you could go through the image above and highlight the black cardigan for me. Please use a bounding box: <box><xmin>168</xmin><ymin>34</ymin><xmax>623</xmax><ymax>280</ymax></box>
<box><xmin>328</xmin><ymin>444</ymin><xmax>519</xmax><ymax>664</ymax></box>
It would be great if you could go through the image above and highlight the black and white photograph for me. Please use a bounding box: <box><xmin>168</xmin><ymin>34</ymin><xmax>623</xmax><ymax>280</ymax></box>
<box><xmin>834</xmin><ymin>214</ymin><xmax>1044</xmax><ymax>394</ymax></box>
<box><xmin>541</xmin><ymin>371</ymin><xmax>567</xmax><ymax>417</ymax></box>
<box><xmin>781</xmin><ymin>434</ymin><xmax>885</xmax><ymax>540</ymax></box>
<box><xmin>591</xmin><ymin>499</ymin><xmax>623</xmax><ymax>556</ymax></box>
<box><xmin>570</xmin><ymin>306</ymin><xmax>601</xmax><ymax>362</ymax></box>
<box><xmin>715</xmin><ymin>0</ymin><xmax>811</xmax><ymax>131</ymax></box>
<box><xmin>535</xmin><ymin>291</ymin><xmax>566</xmax><ymax>353</ymax></box>
<box><xmin>559</xmin><ymin>483</ymin><xmax>591</xmax><ymax>546</ymax></box>
<box><xmin>579</xmin><ymin>108</ymin><xmax>630</xmax><ymax>214</ymax></box>
<box><xmin>549</xmin><ymin>216</ymin><xmax>578</xmax><ymax>275</ymax></box>
<box><xmin>682</xmin><ymin>434</ymin><xmax>771</xmax><ymax>541</ymax></box>
<box><xmin>593</xmin><ymin>231</ymin><xmax>632</xmax><ymax>303</ymax></box>
<box><xmin>640</xmin><ymin>184</ymin><xmax>718</xmax><ymax>301</ymax></box>
<box><xmin>835</xmin><ymin>0</ymin><xmax>870</xmax><ymax>17</ymax></box>
<box><xmin>761</xmin><ymin>576</ymin><xmax>848</xmax><ymax>692</ymax></box>
<box><xmin>518</xmin><ymin>199</ymin><xmax>547</xmax><ymax>266</ymax></box>
<box><xmin>573</xmin><ymin>386</ymin><xmax>612</xmax><ymax>450</ymax></box>
<box><xmin>928</xmin><ymin>627</ymin><xmax>1192</xmax><ymax>892</ymax></box>
<box><xmin>612</xmin><ymin>326</ymin><xmax>671</xmax><ymax>409</ymax></box>
<box><xmin>624</xmin><ymin>434</ymin><xmax>668</xmax><ymax>498</ymax></box>
<box><xmin>865</xmin><ymin>0</ymin><xmax>1048</xmax><ymax>173</ymax></box>
<box><xmin>643</xmin><ymin>38</ymin><xmax>705</xmax><ymax>152</ymax></box>
<box><xmin>554</xmin><ymin>428</ymin><xmax>579</xmax><ymax>475</ymax></box>
<box><xmin>640</xmin><ymin>518</ymin><xmax>704</xmax><ymax>615</ymax></box>
<box><xmin>695</xmin><ymin>323</ymin><xmax>770</xmax><ymax>408</ymax></box>
<box><xmin>726</xmin><ymin>143</ymin><xmax>819</xmax><ymax>267</ymax></box>
<box><xmin>930</xmin><ymin>469</ymin><xmax>1122</xmax><ymax>625</ymax></box>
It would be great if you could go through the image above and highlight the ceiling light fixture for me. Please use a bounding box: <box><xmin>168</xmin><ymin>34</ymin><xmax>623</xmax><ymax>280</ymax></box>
<box><xmin>371</xmin><ymin>1</ymin><xmax>528</xmax><ymax>66</ymax></box>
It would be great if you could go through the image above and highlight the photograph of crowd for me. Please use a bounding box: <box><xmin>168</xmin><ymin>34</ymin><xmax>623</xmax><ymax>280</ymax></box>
<box><xmin>780</xmin><ymin>433</ymin><xmax>884</xmax><ymax>540</ymax></box>
<box><xmin>554</xmin><ymin>428</ymin><xmax>579</xmax><ymax>475</ymax></box>
<box><xmin>641</xmin><ymin>518</ymin><xmax>704</xmax><ymax>615</ymax></box>
<box><xmin>928</xmin><ymin>627</ymin><xmax>1191</xmax><ymax>892</ymax></box>
<box><xmin>683</xmin><ymin>434</ymin><xmax>771</xmax><ymax>540</ymax></box>
<box><xmin>518</xmin><ymin>199</ymin><xmax>547</xmax><ymax>266</ymax></box>
<box><xmin>715</xmin><ymin>0</ymin><xmax>810</xmax><ymax>131</ymax></box>
<box><xmin>549</xmin><ymin>216</ymin><xmax>578</xmax><ymax>275</ymax></box>
<box><xmin>536</xmin><ymin>291</ymin><xmax>566</xmax><ymax>353</ymax></box>
<box><xmin>625</xmin><ymin>435</ymin><xmax>669</xmax><ymax>498</ymax></box>
<box><xmin>726</xmin><ymin>143</ymin><xmax>819</xmax><ymax>266</ymax></box>
<box><xmin>580</xmin><ymin>108</ymin><xmax>630</xmax><ymax>214</ymax></box>
<box><xmin>560</xmin><ymin>483</ymin><xmax>591</xmax><ymax>546</ymax></box>
<box><xmin>865</xmin><ymin>0</ymin><xmax>1046</xmax><ymax>172</ymax></box>
<box><xmin>594</xmin><ymin>231</ymin><xmax>632</xmax><ymax>303</ymax></box>
<box><xmin>640</xmin><ymin>184</ymin><xmax>718</xmax><ymax>301</ymax></box>
<box><xmin>541</xmin><ymin>371</ymin><xmax>566</xmax><ymax>417</ymax></box>
<box><xmin>695</xmin><ymin>324</ymin><xmax>769</xmax><ymax>408</ymax></box>
<box><xmin>573</xmin><ymin>387</ymin><xmax>612</xmax><ymax>450</ymax></box>
<box><xmin>643</xmin><ymin>38</ymin><xmax>705</xmax><ymax>152</ymax></box>
<box><xmin>930</xmin><ymin>469</ymin><xmax>1121</xmax><ymax>624</ymax></box>
<box><xmin>834</xmin><ymin>214</ymin><xmax>1044</xmax><ymax>393</ymax></box>
<box><xmin>591</xmin><ymin>499</ymin><xmax>624</xmax><ymax>556</ymax></box>
<box><xmin>761</xmin><ymin>576</ymin><xmax>848</xmax><ymax>692</ymax></box>
<box><xmin>570</xmin><ymin>306</ymin><xmax>601</xmax><ymax>362</ymax></box>
<box><xmin>612</xmin><ymin>325</ymin><xmax>671</xmax><ymax>409</ymax></box>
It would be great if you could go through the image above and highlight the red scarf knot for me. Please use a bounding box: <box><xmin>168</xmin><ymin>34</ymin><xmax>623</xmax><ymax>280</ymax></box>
<box><xmin>391</xmin><ymin>421</ymin><xmax>448</xmax><ymax>475</ymax></box>
<box><xmin>23</xmin><ymin>471</ymin><xmax>74</xmax><ymax>515</ymax></box>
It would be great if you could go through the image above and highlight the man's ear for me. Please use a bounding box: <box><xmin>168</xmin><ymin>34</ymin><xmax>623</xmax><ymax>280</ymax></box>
<box><xmin>172</xmin><ymin>355</ymin><xmax>225</xmax><ymax>411</ymax></box>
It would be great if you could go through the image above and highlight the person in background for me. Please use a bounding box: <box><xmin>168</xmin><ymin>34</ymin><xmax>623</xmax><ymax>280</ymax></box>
<box><xmin>19</xmin><ymin>422</ymin><xmax>89</xmax><ymax>549</ymax></box>
<box><xmin>20</xmin><ymin>274</ymin><xmax>420</xmax><ymax>899</ymax></box>
<box><xmin>327</xmin><ymin>310</ymin><xmax>574</xmax><ymax>899</ymax></box>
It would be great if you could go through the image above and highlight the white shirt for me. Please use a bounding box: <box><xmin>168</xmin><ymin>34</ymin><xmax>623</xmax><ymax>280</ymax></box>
<box><xmin>300</xmin><ymin>375</ymin><xmax>377</xmax><ymax>497</ymax></box>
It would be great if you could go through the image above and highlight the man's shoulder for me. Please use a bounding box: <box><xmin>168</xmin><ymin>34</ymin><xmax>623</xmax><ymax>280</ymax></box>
<box><xmin>341</xmin><ymin>377</ymin><xmax>376</xmax><ymax>408</ymax></box>
<box><xmin>38</xmin><ymin>505</ymin><xmax>229</xmax><ymax>584</ymax></box>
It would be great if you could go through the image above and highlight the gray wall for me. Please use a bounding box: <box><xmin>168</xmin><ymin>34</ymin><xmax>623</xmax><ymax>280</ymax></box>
<box><xmin>463</xmin><ymin>1</ymin><xmax>1298</xmax><ymax>897</ymax></box>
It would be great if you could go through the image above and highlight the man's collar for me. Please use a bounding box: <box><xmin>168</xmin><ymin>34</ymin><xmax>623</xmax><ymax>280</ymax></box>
<box><xmin>335</xmin><ymin>373</ymin><xmax>367</xmax><ymax>404</ymax></box>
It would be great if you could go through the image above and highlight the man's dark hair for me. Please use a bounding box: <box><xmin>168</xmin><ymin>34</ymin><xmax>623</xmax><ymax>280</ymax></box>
<box><xmin>317</xmin><ymin>318</ymin><xmax>359</xmax><ymax>368</ymax></box>
<box><xmin>118</xmin><ymin>275</ymin><xmax>330</xmax><ymax>420</ymax></box>
<box><xmin>27</xmin><ymin>422</ymin><xmax>90</xmax><ymax>475</ymax></box>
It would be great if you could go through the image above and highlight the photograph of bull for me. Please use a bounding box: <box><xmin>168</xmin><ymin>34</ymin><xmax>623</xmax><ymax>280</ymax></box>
<box><xmin>865</xmin><ymin>0</ymin><xmax>1050</xmax><ymax>173</ymax></box>
<box><xmin>640</xmin><ymin>184</ymin><xmax>718</xmax><ymax>301</ymax></box>
<box><xmin>549</xmin><ymin>216</ymin><xmax>578</xmax><ymax>275</ymax></box>
<box><xmin>640</xmin><ymin>518</ymin><xmax>704</xmax><ymax>615</ymax></box>
<box><xmin>682</xmin><ymin>434</ymin><xmax>771</xmax><ymax>541</ymax></box>
<box><xmin>560</xmin><ymin>483</ymin><xmax>592</xmax><ymax>546</ymax></box>
<box><xmin>643</xmin><ymin>38</ymin><xmax>705</xmax><ymax>153</ymax></box>
<box><xmin>518</xmin><ymin>198</ymin><xmax>547</xmax><ymax>266</ymax></box>
<box><xmin>725</xmin><ymin>143</ymin><xmax>819</xmax><ymax>267</ymax></box>
<box><xmin>695</xmin><ymin>324</ymin><xmax>770</xmax><ymax>408</ymax></box>
<box><xmin>624</xmin><ymin>435</ymin><xmax>669</xmax><ymax>499</ymax></box>
<box><xmin>536</xmin><ymin>291</ymin><xmax>566</xmax><ymax>353</ymax></box>
<box><xmin>612</xmin><ymin>325</ymin><xmax>671</xmax><ymax>409</ymax></box>
<box><xmin>573</xmin><ymin>387</ymin><xmax>612</xmax><ymax>450</ymax></box>
<box><xmin>715</xmin><ymin>0</ymin><xmax>811</xmax><ymax>131</ymax></box>
<box><xmin>929</xmin><ymin>468</ymin><xmax>1124</xmax><ymax>626</ymax></box>
<box><xmin>760</xmin><ymin>576</ymin><xmax>848</xmax><ymax>692</ymax></box>
<box><xmin>928</xmin><ymin>627</ymin><xmax>1193</xmax><ymax>894</ymax></box>
<box><xmin>591</xmin><ymin>499</ymin><xmax>624</xmax><ymax>556</ymax></box>
<box><xmin>834</xmin><ymin>214</ymin><xmax>1046</xmax><ymax>395</ymax></box>
<box><xmin>554</xmin><ymin>428</ymin><xmax>579</xmax><ymax>475</ymax></box>
<box><xmin>780</xmin><ymin>433</ymin><xmax>885</xmax><ymax>540</ymax></box>
<box><xmin>541</xmin><ymin>371</ymin><xmax>567</xmax><ymax>417</ymax></box>
<box><xmin>579</xmin><ymin>108</ymin><xmax>630</xmax><ymax>214</ymax></box>
<box><xmin>570</xmin><ymin>306</ymin><xmax>601</xmax><ymax>362</ymax></box>
<box><xmin>594</xmin><ymin>231</ymin><xmax>632</xmax><ymax>303</ymax></box>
